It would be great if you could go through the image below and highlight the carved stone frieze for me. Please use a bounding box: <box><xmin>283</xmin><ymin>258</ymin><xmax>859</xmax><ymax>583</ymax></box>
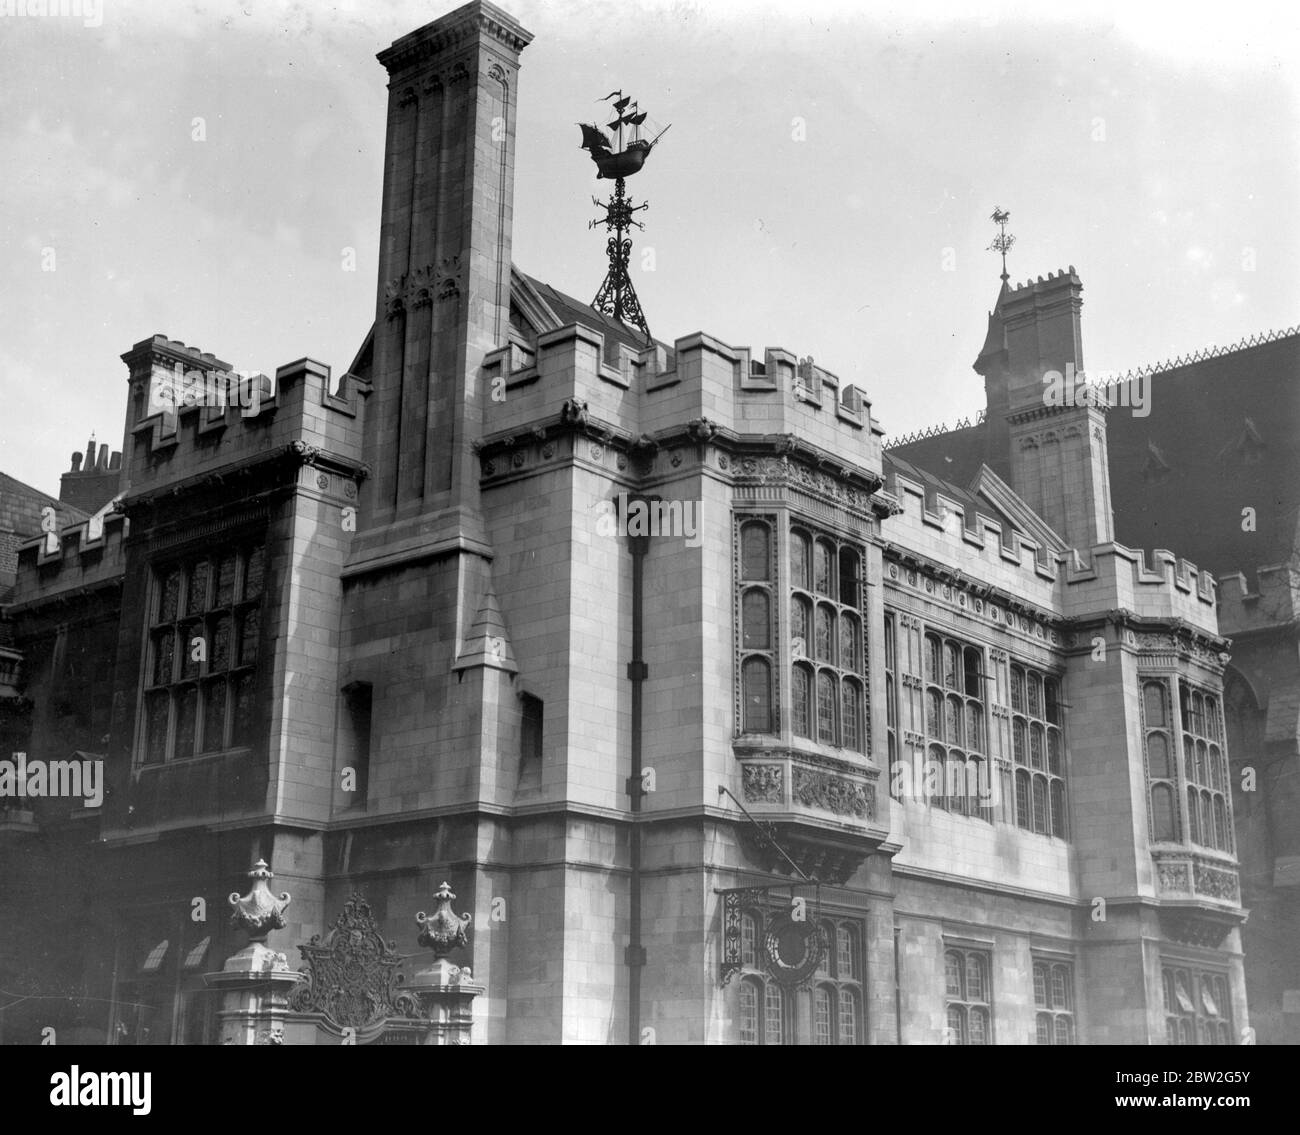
<box><xmin>1194</xmin><ymin>863</ymin><xmax>1240</xmax><ymax>902</ymax></box>
<box><xmin>791</xmin><ymin>766</ymin><xmax>874</xmax><ymax>820</ymax></box>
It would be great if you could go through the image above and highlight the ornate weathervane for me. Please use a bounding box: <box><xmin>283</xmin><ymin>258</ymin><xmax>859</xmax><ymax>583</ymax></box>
<box><xmin>579</xmin><ymin>91</ymin><xmax>671</xmax><ymax>345</ymax></box>
<box><xmin>988</xmin><ymin>206</ymin><xmax>1015</xmax><ymax>283</ymax></box>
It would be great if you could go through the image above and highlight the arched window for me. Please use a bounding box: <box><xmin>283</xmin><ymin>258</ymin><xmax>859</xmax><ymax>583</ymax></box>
<box><xmin>1152</xmin><ymin>783</ymin><xmax>1176</xmax><ymax>841</ymax></box>
<box><xmin>964</xmin><ymin>647</ymin><xmax>982</xmax><ymax>696</ymax></box>
<box><xmin>838</xmin><ymin>988</ymin><xmax>860</xmax><ymax>1045</ymax></box>
<box><xmin>1013</xmin><ymin>719</ymin><xmax>1026</xmax><ymax>764</ymax></box>
<box><xmin>946</xmin><ymin>696</ymin><xmax>962</xmax><ymax>744</ymax></box>
<box><xmin>791</xmin><ymin>664</ymin><xmax>812</xmax><ymax>738</ymax></box>
<box><xmin>1214</xmin><ymin>797</ymin><xmax>1228</xmax><ymax>852</ymax></box>
<box><xmin>1147</xmin><ymin>731</ymin><xmax>1171</xmax><ymax>778</ymax></box>
<box><xmin>790</xmin><ymin>596</ymin><xmax>811</xmax><ymax>658</ymax></box>
<box><xmin>1144</xmin><ymin>681</ymin><xmax>1167</xmax><ymax>727</ymax></box>
<box><xmin>967</xmin><ymin>703</ymin><xmax>984</xmax><ymax>753</ymax></box>
<box><xmin>1032</xmin><ymin>776</ymin><xmax>1048</xmax><ymax>834</ymax></box>
<box><xmin>837</xmin><ymin>924</ymin><xmax>857</xmax><ymax>980</ymax></box>
<box><xmin>742</xmin><ymin>658</ymin><xmax>772</xmax><ymax>733</ymax></box>
<box><xmin>742</xmin><ymin>589</ymin><xmax>770</xmax><ymax>649</ymax></box>
<box><xmin>841</xmin><ymin>680</ymin><xmax>861</xmax><ymax>752</ymax></box>
<box><xmin>1030</xmin><ymin>723</ymin><xmax>1044</xmax><ymax>769</ymax></box>
<box><xmin>927</xmin><ymin>690</ymin><xmax>943</xmax><ymax>739</ymax></box>
<box><xmin>813</xmin><ymin>986</ymin><xmax>833</xmax><ymax>1045</ymax></box>
<box><xmin>1186</xmin><ymin>786</ymin><xmax>1200</xmax><ymax>844</ymax></box>
<box><xmin>740</xmin><ymin>522</ymin><xmax>770</xmax><ymax>581</ymax></box>
<box><xmin>946</xmin><ymin>1006</ymin><xmax>966</xmax><ymax>1045</ymax></box>
<box><xmin>1045</xmin><ymin>677</ymin><xmax>1061</xmax><ymax>724</ymax></box>
<box><xmin>838</xmin><ymin>547</ymin><xmax>860</xmax><ymax>609</ymax></box>
<box><xmin>944</xmin><ymin>951</ymin><xmax>963</xmax><ymax>997</ymax></box>
<box><xmin>1015</xmin><ymin>769</ymin><xmax>1032</xmax><ymax>829</ymax></box>
<box><xmin>790</xmin><ymin>530</ymin><xmax>810</xmax><ymax>590</ymax></box>
<box><xmin>1050</xmin><ymin>780</ymin><xmax>1066</xmax><ymax>836</ymax></box>
<box><xmin>816</xmin><ymin>671</ymin><xmax>837</xmax><ymax>744</ymax></box>
<box><xmin>764</xmin><ymin>982</ymin><xmax>786</xmax><ymax>1045</ymax></box>
<box><xmin>815</xmin><ymin>606</ymin><xmax>834</xmax><ymax>662</ymax></box>
<box><xmin>739</xmin><ymin>978</ymin><xmax>760</xmax><ymax>1045</ymax></box>
<box><xmin>1011</xmin><ymin>666</ymin><xmax>1025</xmax><ymax>713</ymax></box>
<box><xmin>813</xmin><ymin>541</ymin><xmax>834</xmax><ymax>597</ymax></box>
<box><xmin>740</xmin><ymin>913</ymin><xmax>758</xmax><ymax>967</ymax></box>
<box><xmin>943</xmin><ymin>643</ymin><xmax>960</xmax><ymax>689</ymax></box>
<box><xmin>838</xmin><ymin>612</ymin><xmax>859</xmax><ymax>672</ymax></box>
<box><xmin>926</xmin><ymin>635</ymin><xmax>942</xmax><ymax>684</ymax></box>
<box><xmin>1028</xmin><ymin>672</ymin><xmax>1043</xmax><ymax>718</ymax></box>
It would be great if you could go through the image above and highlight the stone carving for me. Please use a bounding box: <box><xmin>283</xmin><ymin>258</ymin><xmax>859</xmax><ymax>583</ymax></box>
<box><xmin>561</xmin><ymin>398</ymin><xmax>589</xmax><ymax>425</ymax></box>
<box><xmin>416</xmin><ymin>881</ymin><xmax>472</xmax><ymax>959</ymax></box>
<box><xmin>792</xmin><ymin>767</ymin><xmax>873</xmax><ymax>819</ymax></box>
<box><xmin>742</xmin><ymin>763</ymin><xmax>784</xmax><ymax>803</ymax></box>
<box><xmin>384</xmin><ymin>276</ymin><xmax>406</xmax><ymax>320</ymax></box>
<box><xmin>229</xmin><ymin>859</ymin><xmax>291</xmax><ymax>942</ymax></box>
<box><xmin>1194</xmin><ymin>863</ymin><xmax>1240</xmax><ymax>902</ymax></box>
<box><xmin>434</xmin><ymin>254</ymin><xmax>462</xmax><ymax>301</ymax></box>
<box><xmin>686</xmin><ymin>417</ymin><xmax>717</xmax><ymax>442</ymax></box>
<box><xmin>1157</xmin><ymin>862</ymin><xmax>1191</xmax><ymax>892</ymax></box>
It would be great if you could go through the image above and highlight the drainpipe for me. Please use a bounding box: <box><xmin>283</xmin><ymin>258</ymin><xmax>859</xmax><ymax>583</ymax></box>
<box><xmin>625</xmin><ymin>501</ymin><xmax>649</xmax><ymax>1045</ymax></box>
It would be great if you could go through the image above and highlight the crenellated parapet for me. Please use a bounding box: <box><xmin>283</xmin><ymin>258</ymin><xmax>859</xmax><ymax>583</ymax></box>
<box><xmin>121</xmin><ymin>335</ymin><xmax>372</xmax><ymax>498</ymax></box>
<box><xmin>10</xmin><ymin>504</ymin><xmax>127</xmax><ymax>613</ymax></box>
<box><xmin>1216</xmin><ymin>563</ymin><xmax>1300</xmax><ymax>637</ymax></box>
<box><xmin>882</xmin><ymin>463</ymin><xmax>1219</xmax><ymax>638</ymax></box>
<box><xmin>481</xmin><ymin>321</ymin><xmax>881</xmax><ymax>480</ymax></box>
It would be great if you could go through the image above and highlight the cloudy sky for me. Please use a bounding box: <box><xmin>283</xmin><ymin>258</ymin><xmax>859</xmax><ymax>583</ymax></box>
<box><xmin>2</xmin><ymin>0</ymin><xmax>1297</xmax><ymax>496</ymax></box>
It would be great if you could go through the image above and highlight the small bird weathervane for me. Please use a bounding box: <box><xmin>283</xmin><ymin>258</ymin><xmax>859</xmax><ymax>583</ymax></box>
<box><xmin>988</xmin><ymin>207</ymin><xmax>1015</xmax><ymax>283</ymax></box>
<box><xmin>578</xmin><ymin>91</ymin><xmax>671</xmax><ymax>345</ymax></box>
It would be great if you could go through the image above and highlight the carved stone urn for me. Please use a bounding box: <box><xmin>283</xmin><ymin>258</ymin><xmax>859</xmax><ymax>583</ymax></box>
<box><xmin>224</xmin><ymin>859</ymin><xmax>292</xmax><ymax>973</ymax></box>
<box><xmin>408</xmin><ymin>881</ymin><xmax>483</xmax><ymax>1045</ymax></box>
<box><xmin>204</xmin><ymin>859</ymin><xmax>301</xmax><ymax>1044</ymax></box>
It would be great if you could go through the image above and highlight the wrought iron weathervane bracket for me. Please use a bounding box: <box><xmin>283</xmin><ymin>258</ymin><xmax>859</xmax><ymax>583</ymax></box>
<box><xmin>591</xmin><ymin>181</ymin><xmax>652</xmax><ymax>343</ymax></box>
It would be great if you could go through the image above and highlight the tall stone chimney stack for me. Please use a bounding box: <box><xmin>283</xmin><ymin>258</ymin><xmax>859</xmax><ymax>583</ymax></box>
<box><xmin>362</xmin><ymin>0</ymin><xmax>533</xmax><ymax>540</ymax></box>
<box><xmin>976</xmin><ymin>268</ymin><xmax>1115</xmax><ymax>551</ymax></box>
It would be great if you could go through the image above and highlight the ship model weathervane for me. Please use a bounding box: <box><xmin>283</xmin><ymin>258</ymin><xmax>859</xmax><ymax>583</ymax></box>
<box><xmin>579</xmin><ymin>91</ymin><xmax>671</xmax><ymax>345</ymax></box>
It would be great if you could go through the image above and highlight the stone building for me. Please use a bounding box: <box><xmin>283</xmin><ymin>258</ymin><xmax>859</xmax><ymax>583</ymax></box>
<box><xmin>0</xmin><ymin>0</ymin><xmax>1261</xmax><ymax>1044</ymax></box>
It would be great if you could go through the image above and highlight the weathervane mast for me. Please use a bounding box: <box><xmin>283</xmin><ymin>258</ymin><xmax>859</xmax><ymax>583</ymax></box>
<box><xmin>989</xmin><ymin>206</ymin><xmax>1015</xmax><ymax>283</ymax></box>
<box><xmin>578</xmin><ymin>91</ymin><xmax>670</xmax><ymax>345</ymax></box>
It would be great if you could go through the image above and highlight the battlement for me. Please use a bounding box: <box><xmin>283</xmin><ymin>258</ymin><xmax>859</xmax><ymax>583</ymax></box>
<box><xmin>10</xmin><ymin>501</ymin><xmax>128</xmax><ymax>611</ymax></box>
<box><xmin>122</xmin><ymin>334</ymin><xmax>371</xmax><ymax>494</ymax></box>
<box><xmin>883</xmin><ymin>463</ymin><xmax>1219</xmax><ymax>634</ymax></box>
<box><xmin>1215</xmin><ymin>563</ymin><xmax>1300</xmax><ymax>637</ymax></box>
<box><xmin>1002</xmin><ymin>265</ymin><xmax>1082</xmax><ymax>300</ymax></box>
<box><xmin>482</xmin><ymin>321</ymin><xmax>881</xmax><ymax>474</ymax></box>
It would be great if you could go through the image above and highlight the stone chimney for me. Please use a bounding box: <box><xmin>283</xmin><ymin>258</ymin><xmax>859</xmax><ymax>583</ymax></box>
<box><xmin>975</xmin><ymin>268</ymin><xmax>1114</xmax><ymax>551</ymax></box>
<box><xmin>59</xmin><ymin>434</ymin><xmax>123</xmax><ymax>514</ymax></box>
<box><xmin>361</xmin><ymin>0</ymin><xmax>533</xmax><ymax>540</ymax></box>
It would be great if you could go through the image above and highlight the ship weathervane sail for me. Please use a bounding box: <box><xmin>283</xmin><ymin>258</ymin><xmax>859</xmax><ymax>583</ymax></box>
<box><xmin>578</xmin><ymin>91</ymin><xmax>669</xmax><ymax>345</ymax></box>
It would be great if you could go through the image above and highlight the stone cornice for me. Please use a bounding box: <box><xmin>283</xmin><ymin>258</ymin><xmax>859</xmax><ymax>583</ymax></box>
<box><xmin>378</xmin><ymin>3</ymin><xmax>533</xmax><ymax>73</ymax></box>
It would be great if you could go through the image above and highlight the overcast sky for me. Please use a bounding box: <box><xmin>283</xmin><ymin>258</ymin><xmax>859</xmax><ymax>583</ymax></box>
<box><xmin>2</xmin><ymin>0</ymin><xmax>1297</xmax><ymax>497</ymax></box>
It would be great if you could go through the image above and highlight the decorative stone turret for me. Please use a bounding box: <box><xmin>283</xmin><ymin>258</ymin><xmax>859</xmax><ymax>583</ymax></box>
<box><xmin>407</xmin><ymin>881</ymin><xmax>483</xmax><ymax>1044</ymax></box>
<box><xmin>204</xmin><ymin>859</ymin><xmax>301</xmax><ymax>1045</ymax></box>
